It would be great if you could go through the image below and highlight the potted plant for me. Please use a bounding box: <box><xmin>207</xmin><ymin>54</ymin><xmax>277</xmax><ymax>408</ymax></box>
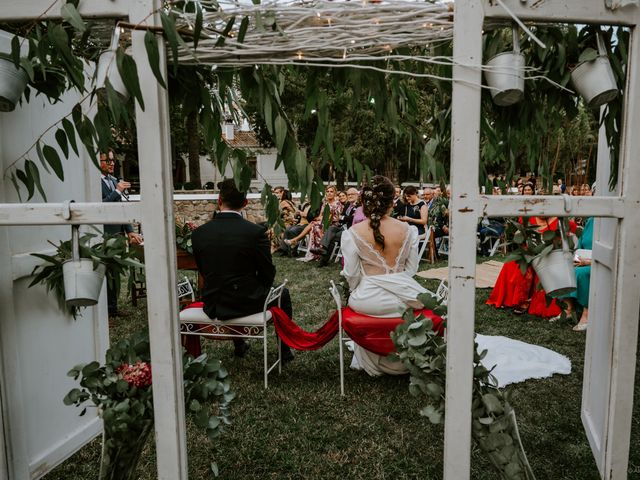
<box><xmin>505</xmin><ymin>218</ymin><xmax>576</xmax><ymax>298</ymax></box>
<box><xmin>484</xmin><ymin>26</ymin><xmax>526</xmax><ymax>107</ymax></box>
<box><xmin>392</xmin><ymin>295</ymin><xmax>536</xmax><ymax>480</ymax></box>
<box><xmin>570</xmin><ymin>30</ymin><xmax>618</xmax><ymax>109</ymax></box>
<box><xmin>29</xmin><ymin>228</ymin><xmax>144</xmax><ymax>318</ymax></box>
<box><xmin>64</xmin><ymin>331</ymin><xmax>233</xmax><ymax>479</ymax></box>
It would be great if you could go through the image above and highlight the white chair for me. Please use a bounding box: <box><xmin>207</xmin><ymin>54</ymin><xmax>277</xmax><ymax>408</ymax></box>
<box><xmin>437</xmin><ymin>235</ymin><xmax>450</xmax><ymax>256</ymax></box>
<box><xmin>179</xmin><ymin>280</ymin><xmax>287</xmax><ymax>389</ymax></box>
<box><xmin>296</xmin><ymin>234</ymin><xmax>310</xmax><ymax>255</ymax></box>
<box><xmin>177</xmin><ymin>276</ymin><xmax>195</xmax><ymax>302</ymax></box>
<box><xmin>435</xmin><ymin>279</ymin><xmax>449</xmax><ymax>305</ymax></box>
<box><xmin>417</xmin><ymin>226</ymin><xmax>434</xmax><ymax>262</ymax></box>
<box><xmin>329</xmin><ymin>280</ymin><xmax>348</xmax><ymax>396</ymax></box>
<box><xmin>329</xmin><ymin>241</ymin><xmax>342</xmax><ymax>263</ymax></box>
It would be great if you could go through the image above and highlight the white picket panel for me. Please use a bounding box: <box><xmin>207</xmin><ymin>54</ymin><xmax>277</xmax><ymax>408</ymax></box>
<box><xmin>0</xmin><ymin>90</ymin><xmax>109</xmax><ymax>478</ymax></box>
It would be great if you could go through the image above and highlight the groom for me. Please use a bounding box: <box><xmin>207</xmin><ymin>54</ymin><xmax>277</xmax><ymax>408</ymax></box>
<box><xmin>191</xmin><ymin>179</ymin><xmax>294</xmax><ymax>361</ymax></box>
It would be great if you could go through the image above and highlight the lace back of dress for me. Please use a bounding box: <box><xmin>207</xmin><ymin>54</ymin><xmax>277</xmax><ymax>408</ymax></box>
<box><xmin>349</xmin><ymin>227</ymin><xmax>412</xmax><ymax>276</ymax></box>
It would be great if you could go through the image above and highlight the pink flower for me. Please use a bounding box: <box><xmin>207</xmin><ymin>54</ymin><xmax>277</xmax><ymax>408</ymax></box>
<box><xmin>117</xmin><ymin>361</ymin><xmax>152</xmax><ymax>388</ymax></box>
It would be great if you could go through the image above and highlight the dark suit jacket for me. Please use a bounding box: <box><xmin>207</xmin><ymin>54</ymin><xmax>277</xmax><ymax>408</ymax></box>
<box><xmin>101</xmin><ymin>175</ymin><xmax>133</xmax><ymax>235</ymax></box>
<box><xmin>341</xmin><ymin>202</ymin><xmax>356</xmax><ymax>229</ymax></box>
<box><xmin>192</xmin><ymin>211</ymin><xmax>276</xmax><ymax>320</ymax></box>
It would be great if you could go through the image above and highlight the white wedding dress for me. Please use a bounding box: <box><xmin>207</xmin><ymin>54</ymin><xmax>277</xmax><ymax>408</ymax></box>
<box><xmin>341</xmin><ymin>225</ymin><xmax>572</xmax><ymax>385</ymax></box>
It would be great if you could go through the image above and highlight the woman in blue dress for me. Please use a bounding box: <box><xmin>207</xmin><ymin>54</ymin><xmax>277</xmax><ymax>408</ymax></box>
<box><xmin>555</xmin><ymin>217</ymin><xmax>593</xmax><ymax>331</ymax></box>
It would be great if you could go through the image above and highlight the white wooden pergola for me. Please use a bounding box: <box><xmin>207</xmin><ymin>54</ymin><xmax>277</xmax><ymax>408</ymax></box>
<box><xmin>0</xmin><ymin>1</ymin><xmax>638</xmax><ymax>479</ymax></box>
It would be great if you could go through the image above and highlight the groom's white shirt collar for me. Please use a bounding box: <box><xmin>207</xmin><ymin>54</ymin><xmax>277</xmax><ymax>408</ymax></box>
<box><xmin>219</xmin><ymin>209</ymin><xmax>242</xmax><ymax>216</ymax></box>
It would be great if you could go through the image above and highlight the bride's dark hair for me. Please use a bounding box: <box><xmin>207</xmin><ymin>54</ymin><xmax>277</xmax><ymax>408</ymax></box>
<box><xmin>361</xmin><ymin>175</ymin><xmax>395</xmax><ymax>250</ymax></box>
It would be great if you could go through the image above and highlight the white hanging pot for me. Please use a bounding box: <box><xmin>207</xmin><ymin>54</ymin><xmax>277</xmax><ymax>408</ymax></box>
<box><xmin>0</xmin><ymin>58</ymin><xmax>28</xmax><ymax>112</ymax></box>
<box><xmin>571</xmin><ymin>33</ymin><xmax>618</xmax><ymax>109</ymax></box>
<box><xmin>95</xmin><ymin>27</ymin><xmax>129</xmax><ymax>99</ymax></box>
<box><xmin>484</xmin><ymin>27</ymin><xmax>525</xmax><ymax>107</ymax></box>
<box><xmin>96</xmin><ymin>50</ymin><xmax>129</xmax><ymax>99</ymax></box>
<box><xmin>62</xmin><ymin>259</ymin><xmax>106</xmax><ymax>307</ymax></box>
<box><xmin>531</xmin><ymin>232</ymin><xmax>577</xmax><ymax>298</ymax></box>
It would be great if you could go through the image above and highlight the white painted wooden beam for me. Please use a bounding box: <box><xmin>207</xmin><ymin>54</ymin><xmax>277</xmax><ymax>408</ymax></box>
<box><xmin>130</xmin><ymin>1</ymin><xmax>188</xmax><ymax>478</ymax></box>
<box><xmin>602</xmin><ymin>23</ymin><xmax>640</xmax><ymax>480</ymax></box>
<box><xmin>483</xmin><ymin>0</ymin><xmax>639</xmax><ymax>26</ymax></box>
<box><xmin>444</xmin><ymin>2</ymin><xmax>483</xmax><ymax>479</ymax></box>
<box><xmin>0</xmin><ymin>202</ymin><xmax>141</xmax><ymax>226</ymax></box>
<box><xmin>0</xmin><ymin>1</ymin><xmax>129</xmax><ymax>21</ymax></box>
<box><xmin>477</xmin><ymin>195</ymin><xmax>627</xmax><ymax>219</ymax></box>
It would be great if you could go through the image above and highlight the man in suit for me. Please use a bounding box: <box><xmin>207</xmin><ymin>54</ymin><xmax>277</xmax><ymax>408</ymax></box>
<box><xmin>191</xmin><ymin>179</ymin><xmax>294</xmax><ymax>360</ymax></box>
<box><xmin>100</xmin><ymin>150</ymin><xmax>142</xmax><ymax>317</ymax></box>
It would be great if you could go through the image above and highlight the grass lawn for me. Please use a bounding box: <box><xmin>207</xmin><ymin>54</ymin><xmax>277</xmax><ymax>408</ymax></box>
<box><xmin>46</xmin><ymin>255</ymin><xmax>640</xmax><ymax>479</ymax></box>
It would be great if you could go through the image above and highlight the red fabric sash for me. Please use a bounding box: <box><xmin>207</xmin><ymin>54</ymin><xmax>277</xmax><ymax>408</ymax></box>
<box><xmin>180</xmin><ymin>302</ymin><xmax>444</xmax><ymax>357</ymax></box>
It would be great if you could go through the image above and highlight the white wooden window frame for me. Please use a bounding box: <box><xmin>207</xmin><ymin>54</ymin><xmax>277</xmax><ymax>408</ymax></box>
<box><xmin>0</xmin><ymin>1</ymin><xmax>637</xmax><ymax>479</ymax></box>
<box><xmin>448</xmin><ymin>2</ymin><xmax>640</xmax><ymax>479</ymax></box>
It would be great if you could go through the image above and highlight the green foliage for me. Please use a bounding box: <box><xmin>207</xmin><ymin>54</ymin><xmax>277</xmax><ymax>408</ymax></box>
<box><xmin>64</xmin><ymin>331</ymin><xmax>233</xmax><ymax>479</ymax></box>
<box><xmin>28</xmin><ymin>231</ymin><xmax>144</xmax><ymax>318</ymax></box>
<box><xmin>175</xmin><ymin>218</ymin><xmax>197</xmax><ymax>254</ymax></box>
<box><xmin>392</xmin><ymin>295</ymin><xmax>536</xmax><ymax>480</ymax></box>
<box><xmin>503</xmin><ymin>218</ymin><xmax>573</xmax><ymax>275</ymax></box>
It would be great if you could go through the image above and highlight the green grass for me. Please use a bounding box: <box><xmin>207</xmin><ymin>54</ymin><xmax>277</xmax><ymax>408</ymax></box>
<box><xmin>45</xmin><ymin>256</ymin><xmax>640</xmax><ymax>479</ymax></box>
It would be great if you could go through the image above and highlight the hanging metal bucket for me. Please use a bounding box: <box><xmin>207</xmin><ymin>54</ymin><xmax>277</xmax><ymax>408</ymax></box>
<box><xmin>62</xmin><ymin>225</ymin><xmax>106</xmax><ymax>307</ymax></box>
<box><xmin>571</xmin><ymin>33</ymin><xmax>618</xmax><ymax>109</ymax></box>
<box><xmin>96</xmin><ymin>50</ymin><xmax>129</xmax><ymax>99</ymax></box>
<box><xmin>484</xmin><ymin>27</ymin><xmax>525</xmax><ymax>106</ymax></box>
<box><xmin>95</xmin><ymin>28</ymin><xmax>129</xmax><ymax>99</ymax></box>
<box><xmin>0</xmin><ymin>58</ymin><xmax>28</xmax><ymax>112</ymax></box>
<box><xmin>62</xmin><ymin>259</ymin><xmax>106</xmax><ymax>307</ymax></box>
<box><xmin>531</xmin><ymin>249</ymin><xmax>576</xmax><ymax>298</ymax></box>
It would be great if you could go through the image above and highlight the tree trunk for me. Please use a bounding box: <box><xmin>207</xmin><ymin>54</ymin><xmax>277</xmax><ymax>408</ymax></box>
<box><xmin>186</xmin><ymin>110</ymin><xmax>201</xmax><ymax>188</ymax></box>
<box><xmin>382</xmin><ymin>156</ymin><xmax>399</xmax><ymax>184</ymax></box>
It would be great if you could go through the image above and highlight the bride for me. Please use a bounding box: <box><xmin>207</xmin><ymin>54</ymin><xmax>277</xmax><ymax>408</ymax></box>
<box><xmin>341</xmin><ymin>175</ymin><xmax>429</xmax><ymax>376</ymax></box>
<box><xmin>341</xmin><ymin>175</ymin><xmax>571</xmax><ymax>385</ymax></box>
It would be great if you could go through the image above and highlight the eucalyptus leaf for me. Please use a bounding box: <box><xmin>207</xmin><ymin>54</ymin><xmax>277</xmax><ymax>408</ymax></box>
<box><xmin>144</xmin><ymin>31</ymin><xmax>166</xmax><ymax>89</ymax></box>
<box><xmin>61</xmin><ymin>3</ymin><xmax>86</xmax><ymax>32</ymax></box>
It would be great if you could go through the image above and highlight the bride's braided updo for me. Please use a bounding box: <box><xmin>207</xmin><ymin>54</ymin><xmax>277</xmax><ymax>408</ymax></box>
<box><xmin>361</xmin><ymin>175</ymin><xmax>395</xmax><ymax>251</ymax></box>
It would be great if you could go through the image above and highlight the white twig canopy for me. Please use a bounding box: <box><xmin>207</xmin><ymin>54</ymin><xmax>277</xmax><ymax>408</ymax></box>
<box><xmin>175</xmin><ymin>1</ymin><xmax>454</xmax><ymax>67</ymax></box>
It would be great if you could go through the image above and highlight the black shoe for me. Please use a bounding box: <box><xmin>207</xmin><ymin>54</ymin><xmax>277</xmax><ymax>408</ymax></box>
<box><xmin>310</xmin><ymin>247</ymin><xmax>327</xmax><ymax>255</ymax></box>
<box><xmin>317</xmin><ymin>258</ymin><xmax>329</xmax><ymax>267</ymax></box>
<box><xmin>282</xmin><ymin>349</ymin><xmax>295</xmax><ymax>365</ymax></box>
<box><xmin>234</xmin><ymin>342</ymin><xmax>250</xmax><ymax>358</ymax></box>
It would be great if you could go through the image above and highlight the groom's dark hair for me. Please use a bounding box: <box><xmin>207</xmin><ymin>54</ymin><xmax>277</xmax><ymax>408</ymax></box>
<box><xmin>217</xmin><ymin>179</ymin><xmax>246</xmax><ymax>210</ymax></box>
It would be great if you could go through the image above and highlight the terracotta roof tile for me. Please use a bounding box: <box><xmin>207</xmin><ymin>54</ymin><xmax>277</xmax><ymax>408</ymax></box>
<box><xmin>222</xmin><ymin>129</ymin><xmax>261</xmax><ymax>148</ymax></box>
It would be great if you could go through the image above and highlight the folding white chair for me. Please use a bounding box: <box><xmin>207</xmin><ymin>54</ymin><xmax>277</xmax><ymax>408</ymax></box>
<box><xmin>296</xmin><ymin>234</ymin><xmax>310</xmax><ymax>255</ymax></box>
<box><xmin>329</xmin><ymin>280</ymin><xmax>348</xmax><ymax>396</ymax></box>
<box><xmin>435</xmin><ymin>279</ymin><xmax>449</xmax><ymax>306</ymax></box>
<box><xmin>437</xmin><ymin>235</ymin><xmax>450</xmax><ymax>256</ymax></box>
<box><xmin>179</xmin><ymin>280</ymin><xmax>287</xmax><ymax>388</ymax></box>
<box><xmin>177</xmin><ymin>276</ymin><xmax>195</xmax><ymax>302</ymax></box>
<box><xmin>417</xmin><ymin>226</ymin><xmax>434</xmax><ymax>262</ymax></box>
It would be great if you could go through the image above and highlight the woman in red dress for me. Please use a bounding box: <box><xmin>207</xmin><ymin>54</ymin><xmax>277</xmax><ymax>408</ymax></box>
<box><xmin>487</xmin><ymin>183</ymin><xmax>575</xmax><ymax>318</ymax></box>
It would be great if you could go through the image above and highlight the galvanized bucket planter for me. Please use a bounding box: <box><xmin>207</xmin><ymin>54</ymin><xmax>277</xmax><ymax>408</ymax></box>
<box><xmin>95</xmin><ymin>27</ymin><xmax>129</xmax><ymax>99</ymax></box>
<box><xmin>571</xmin><ymin>33</ymin><xmax>618</xmax><ymax>109</ymax></box>
<box><xmin>484</xmin><ymin>27</ymin><xmax>525</xmax><ymax>107</ymax></box>
<box><xmin>62</xmin><ymin>226</ymin><xmax>106</xmax><ymax>307</ymax></box>
<box><xmin>0</xmin><ymin>58</ymin><xmax>28</xmax><ymax>112</ymax></box>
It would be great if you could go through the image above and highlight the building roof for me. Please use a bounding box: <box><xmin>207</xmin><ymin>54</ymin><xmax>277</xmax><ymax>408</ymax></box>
<box><xmin>222</xmin><ymin>129</ymin><xmax>261</xmax><ymax>148</ymax></box>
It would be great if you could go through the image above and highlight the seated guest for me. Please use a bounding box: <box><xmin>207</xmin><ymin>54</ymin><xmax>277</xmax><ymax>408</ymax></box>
<box><xmin>338</xmin><ymin>190</ymin><xmax>348</xmax><ymax>208</ymax></box>
<box><xmin>551</xmin><ymin>217</ymin><xmax>593</xmax><ymax>330</ymax></box>
<box><xmin>422</xmin><ymin>187</ymin><xmax>435</xmax><ymax>211</ymax></box>
<box><xmin>285</xmin><ymin>185</ymin><xmax>342</xmax><ymax>262</ymax></box>
<box><xmin>313</xmin><ymin>187</ymin><xmax>359</xmax><ymax>266</ymax></box>
<box><xmin>280</xmin><ymin>199</ymin><xmax>311</xmax><ymax>255</ymax></box>
<box><xmin>268</xmin><ymin>186</ymin><xmax>297</xmax><ymax>253</ymax></box>
<box><xmin>428</xmin><ymin>188</ymin><xmax>449</xmax><ymax>239</ymax></box>
<box><xmin>487</xmin><ymin>183</ymin><xmax>577</xmax><ymax>318</ymax></box>
<box><xmin>191</xmin><ymin>179</ymin><xmax>294</xmax><ymax>361</ymax></box>
<box><xmin>478</xmin><ymin>216</ymin><xmax>505</xmax><ymax>256</ymax></box>
<box><xmin>391</xmin><ymin>185</ymin><xmax>404</xmax><ymax>218</ymax></box>
<box><xmin>397</xmin><ymin>186</ymin><xmax>428</xmax><ymax>236</ymax></box>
